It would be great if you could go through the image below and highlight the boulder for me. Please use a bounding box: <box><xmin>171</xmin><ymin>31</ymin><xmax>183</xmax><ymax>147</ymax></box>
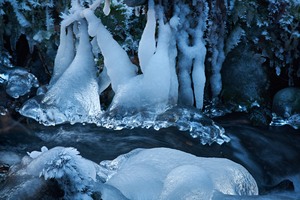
<box><xmin>272</xmin><ymin>87</ymin><xmax>300</xmax><ymax>117</ymax></box>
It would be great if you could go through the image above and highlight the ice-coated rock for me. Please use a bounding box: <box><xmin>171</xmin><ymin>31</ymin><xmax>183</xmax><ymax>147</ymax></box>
<box><xmin>100</xmin><ymin>147</ymin><xmax>259</xmax><ymax>199</ymax></box>
<box><xmin>0</xmin><ymin>147</ymin><xmax>258</xmax><ymax>199</ymax></box>
<box><xmin>6</xmin><ymin>68</ymin><xmax>39</xmax><ymax>98</ymax></box>
<box><xmin>0</xmin><ymin>67</ymin><xmax>39</xmax><ymax>99</ymax></box>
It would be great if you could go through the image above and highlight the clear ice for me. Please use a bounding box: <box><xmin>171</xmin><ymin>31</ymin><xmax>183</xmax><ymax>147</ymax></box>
<box><xmin>0</xmin><ymin>66</ymin><xmax>39</xmax><ymax>99</ymax></box>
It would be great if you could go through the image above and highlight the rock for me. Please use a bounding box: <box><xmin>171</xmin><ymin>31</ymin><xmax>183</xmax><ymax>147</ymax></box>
<box><xmin>272</xmin><ymin>87</ymin><xmax>300</xmax><ymax>118</ymax></box>
<box><xmin>124</xmin><ymin>0</ymin><xmax>147</xmax><ymax>7</ymax></box>
<box><xmin>221</xmin><ymin>45</ymin><xmax>269</xmax><ymax>108</ymax></box>
<box><xmin>249</xmin><ymin>106</ymin><xmax>272</xmax><ymax>126</ymax></box>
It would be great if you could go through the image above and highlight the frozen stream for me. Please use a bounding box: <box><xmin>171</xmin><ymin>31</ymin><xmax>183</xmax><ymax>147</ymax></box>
<box><xmin>0</xmin><ymin>113</ymin><xmax>300</xmax><ymax>199</ymax></box>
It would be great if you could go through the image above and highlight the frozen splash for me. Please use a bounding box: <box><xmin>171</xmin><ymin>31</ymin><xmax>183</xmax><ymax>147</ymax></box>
<box><xmin>18</xmin><ymin>0</ymin><xmax>227</xmax><ymax>145</ymax></box>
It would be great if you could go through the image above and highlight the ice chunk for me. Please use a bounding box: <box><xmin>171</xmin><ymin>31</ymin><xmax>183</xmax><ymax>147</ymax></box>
<box><xmin>1</xmin><ymin>147</ymin><xmax>258</xmax><ymax>199</ymax></box>
<box><xmin>5</xmin><ymin>68</ymin><xmax>39</xmax><ymax>99</ymax></box>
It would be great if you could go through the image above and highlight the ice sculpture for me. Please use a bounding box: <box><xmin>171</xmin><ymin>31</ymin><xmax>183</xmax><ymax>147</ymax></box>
<box><xmin>1</xmin><ymin>146</ymin><xmax>258</xmax><ymax>199</ymax></box>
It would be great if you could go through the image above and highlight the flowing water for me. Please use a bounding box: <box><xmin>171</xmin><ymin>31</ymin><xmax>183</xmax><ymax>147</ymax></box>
<box><xmin>1</xmin><ymin>113</ymin><xmax>300</xmax><ymax>199</ymax></box>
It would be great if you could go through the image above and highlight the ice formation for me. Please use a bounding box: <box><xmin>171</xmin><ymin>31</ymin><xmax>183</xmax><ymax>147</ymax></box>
<box><xmin>1</xmin><ymin>146</ymin><xmax>259</xmax><ymax>199</ymax></box>
<box><xmin>137</xmin><ymin>0</ymin><xmax>156</xmax><ymax>73</ymax></box>
<box><xmin>18</xmin><ymin>0</ymin><xmax>228</xmax><ymax>144</ymax></box>
<box><xmin>19</xmin><ymin>19</ymin><xmax>101</xmax><ymax>125</ymax></box>
<box><xmin>49</xmin><ymin>26</ymin><xmax>75</xmax><ymax>86</ymax></box>
<box><xmin>83</xmin><ymin>2</ymin><xmax>176</xmax><ymax>112</ymax></box>
<box><xmin>101</xmin><ymin>148</ymin><xmax>258</xmax><ymax>199</ymax></box>
<box><xmin>173</xmin><ymin>0</ymin><xmax>208</xmax><ymax>109</ymax></box>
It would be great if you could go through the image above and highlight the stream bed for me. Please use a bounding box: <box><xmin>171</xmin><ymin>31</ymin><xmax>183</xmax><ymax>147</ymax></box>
<box><xmin>1</xmin><ymin>113</ymin><xmax>300</xmax><ymax>199</ymax></box>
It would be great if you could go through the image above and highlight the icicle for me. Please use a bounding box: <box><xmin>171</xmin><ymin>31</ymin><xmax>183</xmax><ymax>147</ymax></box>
<box><xmin>49</xmin><ymin>26</ymin><xmax>75</xmax><ymax>86</ymax></box>
<box><xmin>138</xmin><ymin>0</ymin><xmax>156</xmax><ymax>73</ymax></box>
<box><xmin>208</xmin><ymin>0</ymin><xmax>228</xmax><ymax>99</ymax></box>
<box><xmin>44</xmin><ymin>19</ymin><xmax>101</xmax><ymax>118</ymax></box>
<box><xmin>135</xmin><ymin>6</ymin><xmax>141</xmax><ymax>17</ymax></box>
<box><xmin>175</xmin><ymin>2</ymin><xmax>195</xmax><ymax>106</ymax></box>
<box><xmin>83</xmin><ymin>9</ymin><xmax>137</xmax><ymax>92</ymax></box>
<box><xmin>192</xmin><ymin>3</ymin><xmax>208</xmax><ymax>109</ymax></box>
<box><xmin>103</xmin><ymin>0</ymin><xmax>111</xmax><ymax>16</ymax></box>
<box><xmin>175</xmin><ymin>1</ymin><xmax>208</xmax><ymax>109</ymax></box>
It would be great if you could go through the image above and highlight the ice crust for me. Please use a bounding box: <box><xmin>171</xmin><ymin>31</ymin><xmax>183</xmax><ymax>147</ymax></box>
<box><xmin>1</xmin><ymin>146</ymin><xmax>259</xmax><ymax>200</ymax></box>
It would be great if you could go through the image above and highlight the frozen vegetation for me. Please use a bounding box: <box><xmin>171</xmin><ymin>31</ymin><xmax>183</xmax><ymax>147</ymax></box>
<box><xmin>0</xmin><ymin>146</ymin><xmax>259</xmax><ymax>199</ymax></box>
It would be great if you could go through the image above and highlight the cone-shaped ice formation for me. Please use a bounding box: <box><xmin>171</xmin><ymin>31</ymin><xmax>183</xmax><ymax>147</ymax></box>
<box><xmin>19</xmin><ymin>20</ymin><xmax>101</xmax><ymax>125</ymax></box>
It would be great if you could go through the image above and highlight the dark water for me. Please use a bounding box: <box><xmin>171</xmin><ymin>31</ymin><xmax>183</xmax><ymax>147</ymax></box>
<box><xmin>1</xmin><ymin>113</ymin><xmax>300</xmax><ymax>198</ymax></box>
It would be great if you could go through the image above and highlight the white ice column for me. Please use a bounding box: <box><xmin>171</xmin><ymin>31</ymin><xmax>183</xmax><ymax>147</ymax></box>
<box><xmin>138</xmin><ymin>0</ymin><xmax>156</xmax><ymax>73</ymax></box>
<box><xmin>49</xmin><ymin>26</ymin><xmax>75</xmax><ymax>86</ymax></box>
